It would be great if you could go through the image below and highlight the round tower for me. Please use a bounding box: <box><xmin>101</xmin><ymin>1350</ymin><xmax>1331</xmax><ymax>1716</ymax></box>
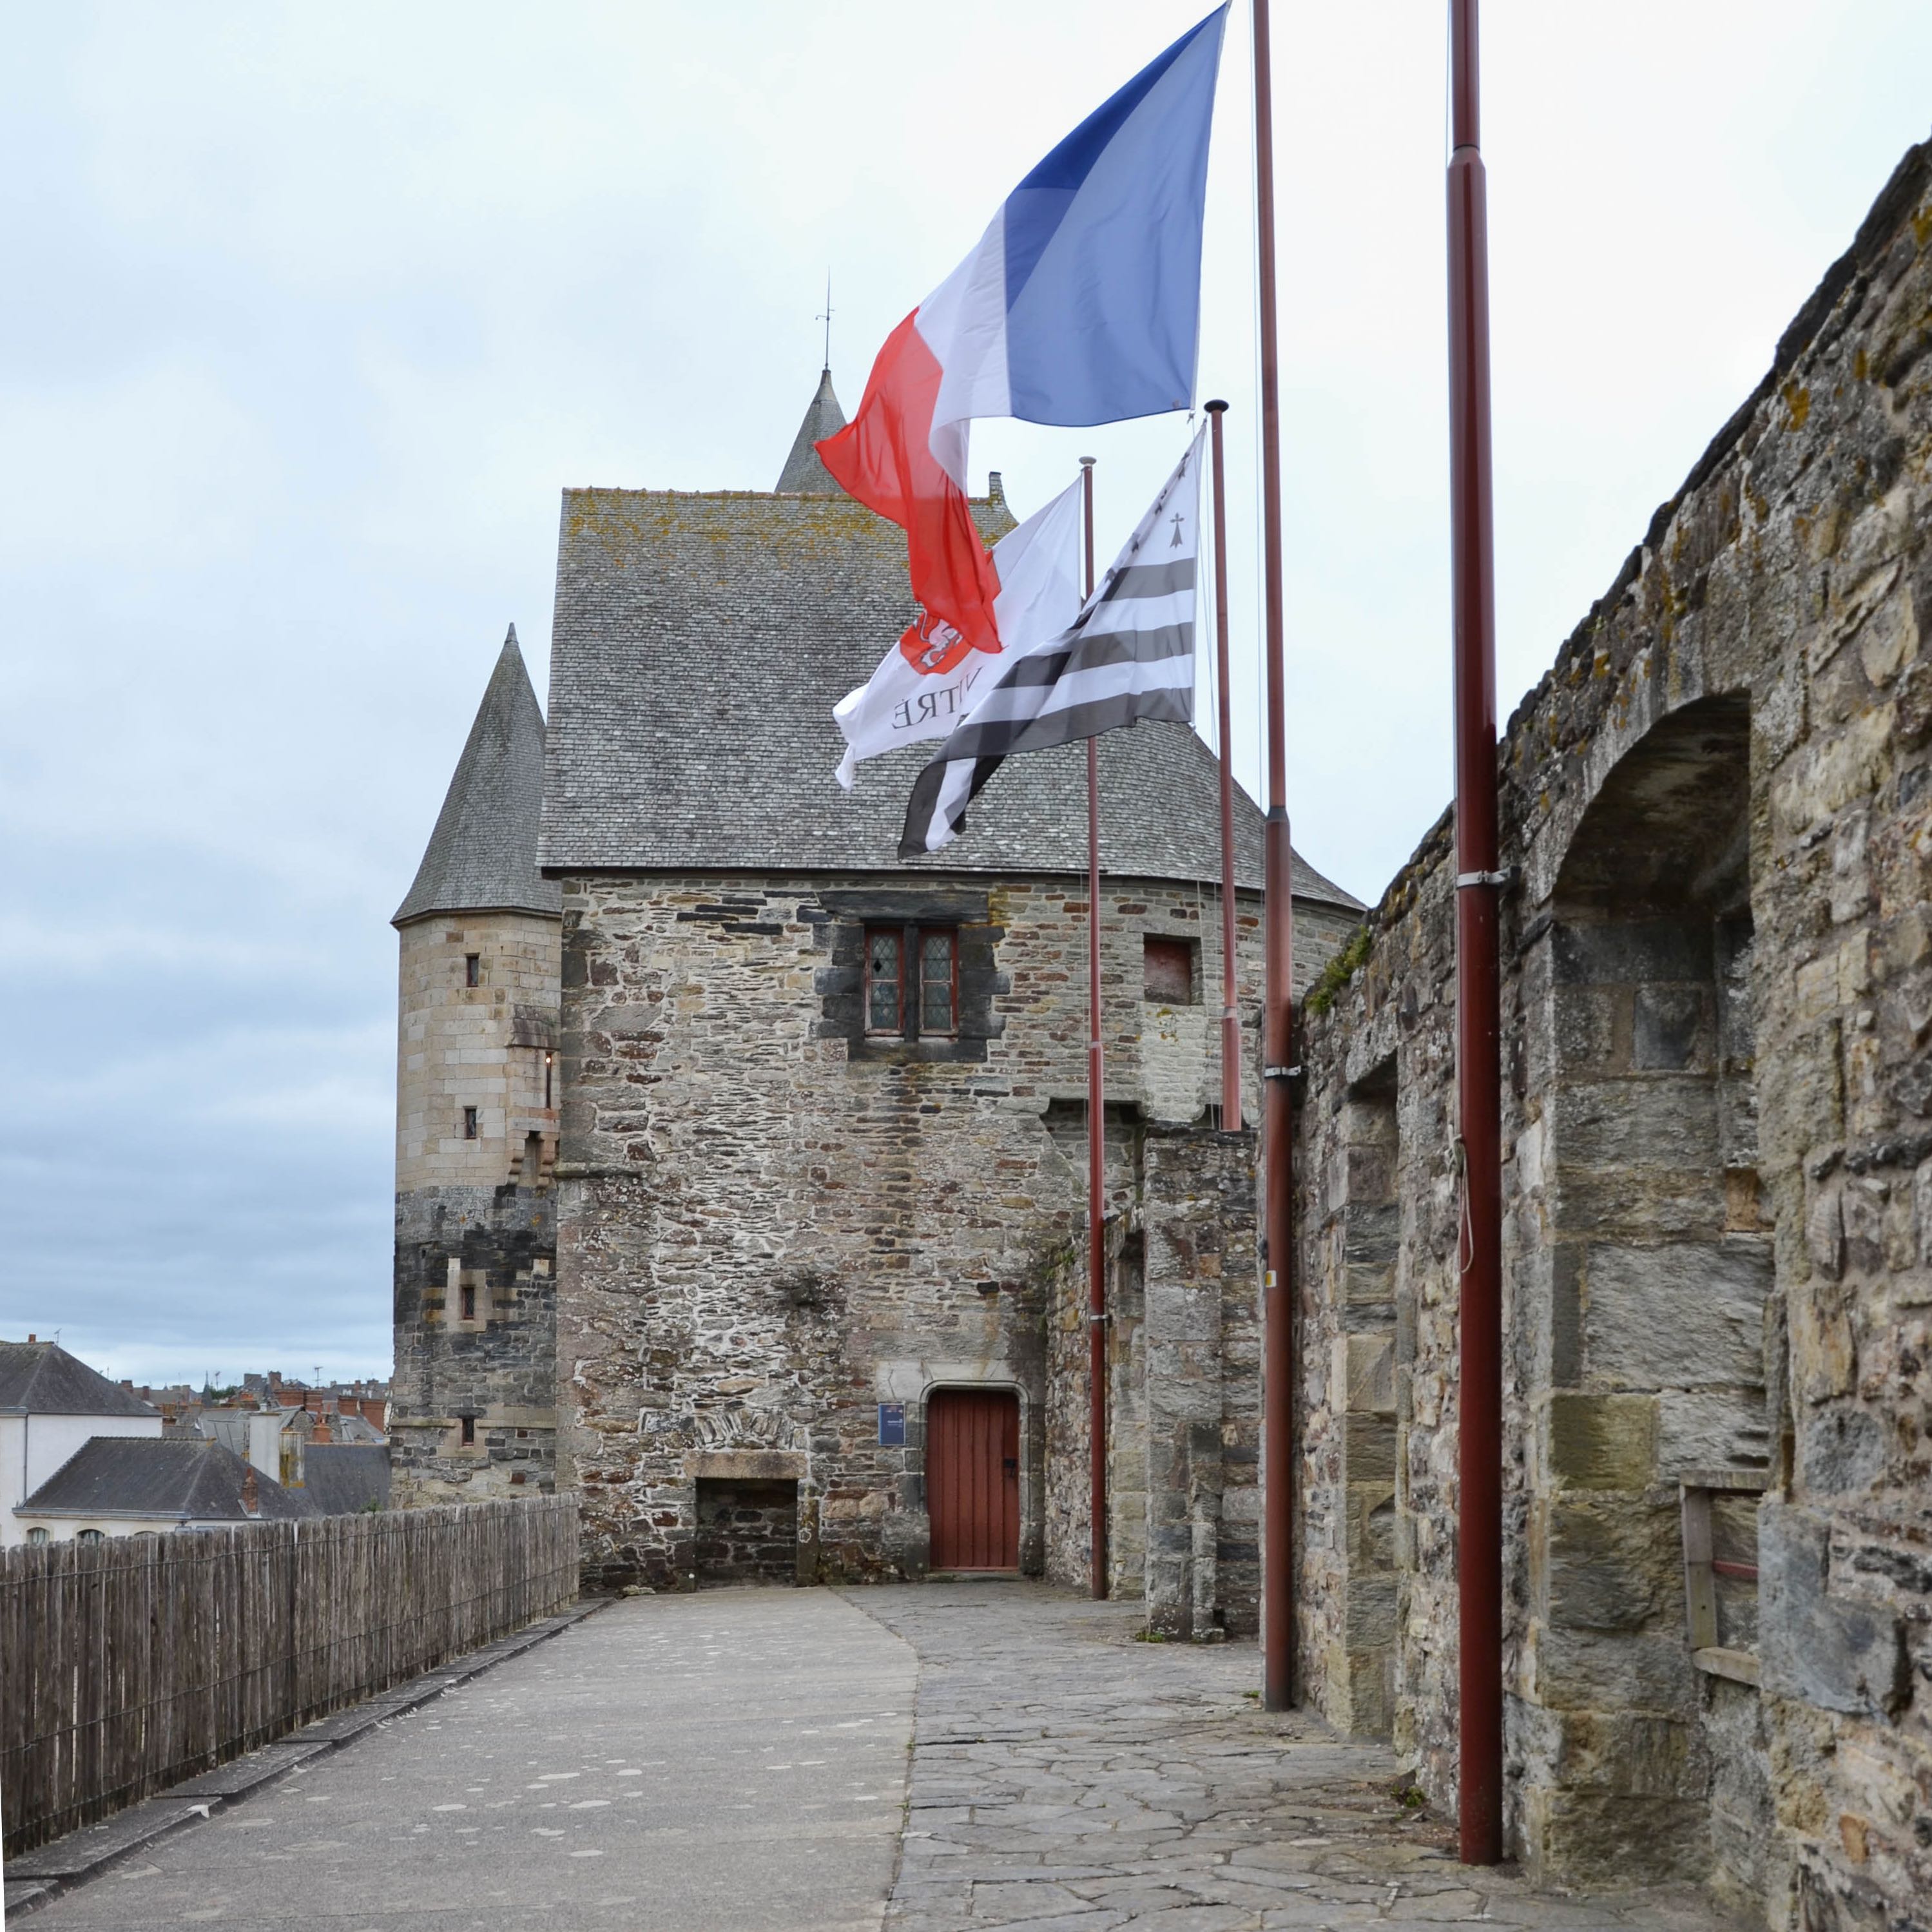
<box><xmin>389</xmin><ymin>626</ymin><xmax>562</xmax><ymax>1502</ymax></box>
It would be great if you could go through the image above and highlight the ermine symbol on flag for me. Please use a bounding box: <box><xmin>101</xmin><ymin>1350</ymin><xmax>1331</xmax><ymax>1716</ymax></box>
<box><xmin>816</xmin><ymin>7</ymin><xmax>1227</xmax><ymax>691</ymax></box>
<box><xmin>899</xmin><ymin>430</ymin><xmax>1206</xmax><ymax>858</ymax></box>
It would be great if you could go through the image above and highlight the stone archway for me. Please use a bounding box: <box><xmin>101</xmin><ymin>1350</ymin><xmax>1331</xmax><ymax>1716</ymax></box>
<box><xmin>1517</xmin><ymin>692</ymin><xmax>1773</xmax><ymax>1886</ymax></box>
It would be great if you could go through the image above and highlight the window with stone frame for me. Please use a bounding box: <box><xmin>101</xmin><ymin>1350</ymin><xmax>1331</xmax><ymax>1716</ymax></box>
<box><xmin>864</xmin><ymin>925</ymin><xmax>957</xmax><ymax>1039</ymax></box>
<box><xmin>819</xmin><ymin>891</ymin><xmax>999</xmax><ymax>1065</ymax></box>
<box><xmin>462</xmin><ymin>1106</ymin><xmax>479</xmax><ymax>1140</ymax></box>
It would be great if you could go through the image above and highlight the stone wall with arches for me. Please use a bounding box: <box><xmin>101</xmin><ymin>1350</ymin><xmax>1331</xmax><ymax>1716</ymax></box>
<box><xmin>1295</xmin><ymin>136</ymin><xmax>1932</xmax><ymax>1931</ymax></box>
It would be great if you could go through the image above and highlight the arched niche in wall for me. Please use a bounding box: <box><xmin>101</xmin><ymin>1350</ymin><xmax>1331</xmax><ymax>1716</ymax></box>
<box><xmin>1520</xmin><ymin>691</ymin><xmax>1773</xmax><ymax>1886</ymax></box>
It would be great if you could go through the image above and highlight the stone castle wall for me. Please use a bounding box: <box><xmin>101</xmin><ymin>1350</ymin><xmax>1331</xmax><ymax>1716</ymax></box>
<box><xmin>391</xmin><ymin>910</ymin><xmax>561</xmax><ymax>1502</ymax></box>
<box><xmin>1292</xmin><ymin>139</ymin><xmax>1932</xmax><ymax>1927</ymax></box>
<box><xmin>553</xmin><ymin>866</ymin><xmax>1354</xmax><ymax>1596</ymax></box>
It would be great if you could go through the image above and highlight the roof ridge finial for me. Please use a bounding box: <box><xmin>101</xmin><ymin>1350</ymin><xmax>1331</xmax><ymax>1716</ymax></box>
<box><xmin>815</xmin><ymin>270</ymin><xmax>834</xmax><ymax>374</ymax></box>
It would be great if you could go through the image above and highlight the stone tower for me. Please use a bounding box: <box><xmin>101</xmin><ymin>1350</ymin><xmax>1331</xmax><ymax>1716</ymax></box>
<box><xmin>389</xmin><ymin>626</ymin><xmax>563</xmax><ymax>1502</ymax></box>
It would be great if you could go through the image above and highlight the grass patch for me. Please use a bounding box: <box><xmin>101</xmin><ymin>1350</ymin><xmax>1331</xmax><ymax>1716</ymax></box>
<box><xmin>1304</xmin><ymin>924</ymin><xmax>1371</xmax><ymax>1016</ymax></box>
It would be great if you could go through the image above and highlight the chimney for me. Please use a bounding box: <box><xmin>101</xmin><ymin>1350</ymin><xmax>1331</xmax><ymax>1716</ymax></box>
<box><xmin>241</xmin><ymin>1462</ymin><xmax>260</xmax><ymax>1517</ymax></box>
<box><xmin>246</xmin><ymin>1410</ymin><xmax>283</xmax><ymax>1484</ymax></box>
<box><xmin>26</xmin><ymin>1333</ymin><xmax>35</xmax><ymax>1344</ymax></box>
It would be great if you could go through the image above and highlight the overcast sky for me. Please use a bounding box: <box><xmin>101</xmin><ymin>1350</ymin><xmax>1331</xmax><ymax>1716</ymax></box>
<box><xmin>1</xmin><ymin>3</ymin><xmax>1926</xmax><ymax>1387</ymax></box>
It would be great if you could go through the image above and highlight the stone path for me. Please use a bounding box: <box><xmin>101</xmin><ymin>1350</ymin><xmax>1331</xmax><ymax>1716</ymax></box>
<box><xmin>18</xmin><ymin>1589</ymin><xmax>917</xmax><ymax>1931</ymax></box>
<box><xmin>849</xmin><ymin>1581</ymin><xmax>1741</xmax><ymax>1932</ymax></box>
<box><xmin>14</xmin><ymin>1580</ymin><xmax>1751</xmax><ymax>1931</ymax></box>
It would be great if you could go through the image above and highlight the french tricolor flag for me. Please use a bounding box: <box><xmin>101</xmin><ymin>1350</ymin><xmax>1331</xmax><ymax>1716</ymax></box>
<box><xmin>818</xmin><ymin>6</ymin><xmax>1228</xmax><ymax>666</ymax></box>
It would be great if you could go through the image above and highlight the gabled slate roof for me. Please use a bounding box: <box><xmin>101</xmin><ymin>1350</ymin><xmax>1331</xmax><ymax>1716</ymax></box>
<box><xmin>394</xmin><ymin>627</ymin><xmax>563</xmax><ymax>927</ymax></box>
<box><xmin>775</xmin><ymin>367</ymin><xmax>848</xmax><ymax>494</ymax></box>
<box><xmin>301</xmin><ymin>1444</ymin><xmax>391</xmax><ymax>1515</ymax></box>
<box><xmin>16</xmin><ymin>1438</ymin><xmax>319</xmax><ymax>1522</ymax></box>
<box><xmin>539</xmin><ymin>445</ymin><xmax>1360</xmax><ymax>908</ymax></box>
<box><xmin>0</xmin><ymin>1342</ymin><xmax>159</xmax><ymax>1418</ymax></box>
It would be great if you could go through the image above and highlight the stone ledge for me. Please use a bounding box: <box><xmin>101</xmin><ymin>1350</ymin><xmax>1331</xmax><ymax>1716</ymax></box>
<box><xmin>686</xmin><ymin>1449</ymin><xmax>806</xmax><ymax>1480</ymax></box>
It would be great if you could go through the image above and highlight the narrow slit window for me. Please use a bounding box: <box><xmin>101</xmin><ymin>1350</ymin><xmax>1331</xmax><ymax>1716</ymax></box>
<box><xmin>462</xmin><ymin>1106</ymin><xmax>479</xmax><ymax>1140</ymax></box>
<box><xmin>459</xmin><ymin>1280</ymin><xmax>476</xmax><ymax>1322</ymax></box>
<box><xmin>920</xmin><ymin>930</ymin><xmax>958</xmax><ymax>1036</ymax></box>
<box><xmin>464</xmin><ymin>954</ymin><xmax>481</xmax><ymax>987</ymax></box>
<box><xmin>865</xmin><ymin>928</ymin><xmax>903</xmax><ymax>1034</ymax></box>
<box><xmin>459</xmin><ymin>1415</ymin><xmax>476</xmax><ymax>1446</ymax></box>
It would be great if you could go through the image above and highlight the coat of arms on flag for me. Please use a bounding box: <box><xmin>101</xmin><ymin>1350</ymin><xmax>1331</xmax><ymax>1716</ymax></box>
<box><xmin>833</xmin><ymin>478</ymin><xmax>1084</xmax><ymax>787</ymax></box>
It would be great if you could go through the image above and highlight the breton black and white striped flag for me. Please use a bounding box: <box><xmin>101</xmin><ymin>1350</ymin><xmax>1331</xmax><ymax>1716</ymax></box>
<box><xmin>898</xmin><ymin>429</ymin><xmax>1204</xmax><ymax>858</ymax></box>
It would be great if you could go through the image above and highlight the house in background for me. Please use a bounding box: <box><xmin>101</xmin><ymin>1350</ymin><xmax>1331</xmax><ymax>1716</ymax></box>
<box><xmin>13</xmin><ymin>1437</ymin><xmax>318</xmax><ymax>1541</ymax></box>
<box><xmin>302</xmin><ymin>1444</ymin><xmax>391</xmax><ymax>1514</ymax></box>
<box><xmin>0</xmin><ymin>1338</ymin><xmax>162</xmax><ymax>1547</ymax></box>
<box><xmin>189</xmin><ymin>1404</ymin><xmax>391</xmax><ymax>1513</ymax></box>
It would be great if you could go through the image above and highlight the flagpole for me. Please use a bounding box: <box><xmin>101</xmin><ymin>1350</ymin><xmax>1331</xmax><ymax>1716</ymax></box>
<box><xmin>1448</xmin><ymin>0</ymin><xmax>1504</xmax><ymax>1868</ymax></box>
<box><xmin>1081</xmin><ymin>454</ymin><xmax>1107</xmax><ymax>1604</ymax></box>
<box><xmin>1204</xmin><ymin>400</ymin><xmax>1241</xmax><ymax>1133</ymax></box>
<box><xmin>1251</xmin><ymin>0</ymin><xmax>1297</xmax><ymax>1715</ymax></box>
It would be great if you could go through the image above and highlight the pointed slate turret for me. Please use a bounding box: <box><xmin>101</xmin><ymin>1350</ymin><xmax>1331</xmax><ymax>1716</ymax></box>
<box><xmin>775</xmin><ymin>367</ymin><xmax>847</xmax><ymax>493</ymax></box>
<box><xmin>392</xmin><ymin>626</ymin><xmax>561</xmax><ymax>925</ymax></box>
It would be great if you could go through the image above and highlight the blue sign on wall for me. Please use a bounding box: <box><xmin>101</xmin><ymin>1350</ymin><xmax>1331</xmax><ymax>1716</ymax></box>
<box><xmin>877</xmin><ymin>1402</ymin><xmax>906</xmax><ymax>1446</ymax></box>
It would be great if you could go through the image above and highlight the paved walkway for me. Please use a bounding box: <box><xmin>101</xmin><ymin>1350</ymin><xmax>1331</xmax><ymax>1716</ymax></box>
<box><xmin>849</xmin><ymin>1581</ymin><xmax>1737</xmax><ymax>1932</ymax></box>
<box><xmin>19</xmin><ymin>1581</ymin><xmax>1744</xmax><ymax>1931</ymax></box>
<box><xmin>22</xmin><ymin>1589</ymin><xmax>916</xmax><ymax>1931</ymax></box>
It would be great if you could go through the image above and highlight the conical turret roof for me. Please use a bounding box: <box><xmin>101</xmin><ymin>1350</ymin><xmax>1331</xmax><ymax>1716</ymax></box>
<box><xmin>775</xmin><ymin>367</ymin><xmax>847</xmax><ymax>493</ymax></box>
<box><xmin>392</xmin><ymin>627</ymin><xmax>561</xmax><ymax>925</ymax></box>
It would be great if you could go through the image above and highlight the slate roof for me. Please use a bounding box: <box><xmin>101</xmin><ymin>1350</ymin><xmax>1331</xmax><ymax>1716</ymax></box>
<box><xmin>394</xmin><ymin>627</ymin><xmax>563</xmax><ymax>926</ymax></box>
<box><xmin>539</xmin><ymin>402</ymin><xmax>1361</xmax><ymax>908</ymax></box>
<box><xmin>322</xmin><ymin>1412</ymin><xmax>386</xmax><ymax>1446</ymax></box>
<box><xmin>0</xmin><ymin>1342</ymin><xmax>159</xmax><ymax>1419</ymax></box>
<box><xmin>17</xmin><ymin>1438</ymin><xmax>319</xmax><ymax>1523</ymax></box>
<box><xmin>195</xmin><ymin>1409</ymin><xmax>251</xmax><ymax>1454</ymax></box>
<box><xmin>774</xmin><ymin>367</ymin><xmax>848</xmax><ymax>494</ymax></box>
<box><xmin>300</xmin><ymin>1444</ymin><xmax>391</xmax><ymax>1516</ymax></box>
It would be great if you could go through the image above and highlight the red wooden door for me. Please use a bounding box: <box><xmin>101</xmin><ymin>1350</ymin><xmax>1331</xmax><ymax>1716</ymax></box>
<box><xmin>927</xmin><ymin>1387</ymin><xmax>1020</xmax><ymax>1570</ymax></box>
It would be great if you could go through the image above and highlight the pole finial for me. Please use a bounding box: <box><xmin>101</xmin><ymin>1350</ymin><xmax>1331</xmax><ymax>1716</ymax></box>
<box><xmin>815</xmin><ymin>271</ymin><xmax>834</xmax><ymax>371</ymax></box>
<box><xmin>1204</xmin><ymin>398</ymin><xmax>1229</xmax><ymax>414</ymax></box>
<box><xmin>1079</xmin><ymin>455</ymin><xmax>1097</xmax><ymax>468</ymax></box>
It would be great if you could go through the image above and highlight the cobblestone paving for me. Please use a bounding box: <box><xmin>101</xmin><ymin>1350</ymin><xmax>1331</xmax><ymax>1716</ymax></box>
<box><xmin>847</xmin><ymin>1582</ymin><xmax>1743</xmax><ymax>1932</ymax></box>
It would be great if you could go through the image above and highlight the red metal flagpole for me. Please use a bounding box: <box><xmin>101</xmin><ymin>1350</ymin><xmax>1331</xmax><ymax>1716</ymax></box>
<box><xmin>1204</xmin><ymin>399</ymin><xmax>1241</xmax><ymax>1133</ymax></box>
<box><xmin>1448</xmin><ymin>0</ymin><xmax>1504</xmax><ymax>1868</ymax></box>
<box><xmin>1251</xmin><ymin>0</ymin><xmax>1297</xmax><ymax>1716</ymax></box>
<box><xmin>1081</xmin><ymin>454</ymin><xmax>1108</xmax><ymax>1603</ymax></box>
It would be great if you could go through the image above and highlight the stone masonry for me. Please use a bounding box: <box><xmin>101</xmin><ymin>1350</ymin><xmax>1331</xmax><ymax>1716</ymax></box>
<box><xmin>389</xmin><ymin>633</ymin><xmax>563</xmax><ymax>1503</ymax></box>
<box><xmin>390</xmin><ymin>909</ymin><xmax>560</xmax><ymax>1501</ymax></box>
<box><xmin>1291</xmin><ymin>137</ymin><xmax>1932</xmax><ymax>1930</ymax></box>
<box><xmin>553</xmin><ymin>867</ymin><xmax>1354</xmax><ymax>1604</ymax></box>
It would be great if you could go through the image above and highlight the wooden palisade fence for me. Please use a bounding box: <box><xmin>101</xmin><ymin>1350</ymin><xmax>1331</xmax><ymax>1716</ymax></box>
<box><xmin>1</xmin><ymin>1496</ymin><xmax>577</xmax><ymax>1856</ymax></box>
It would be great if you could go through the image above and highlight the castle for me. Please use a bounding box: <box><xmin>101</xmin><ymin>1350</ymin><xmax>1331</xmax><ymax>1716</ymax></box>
<box><xmin>387</xmin><ymin>371</ymin><xmax>1362</xmax><ymax>1632</ymax></box>
<box><xmin>390</xmin><ymin>136</ymin><xmax>1932</xmax><ymax>1930</ymax></box>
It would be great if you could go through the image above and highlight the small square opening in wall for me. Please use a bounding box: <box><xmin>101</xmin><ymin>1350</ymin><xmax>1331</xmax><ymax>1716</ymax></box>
<box><xmin>1144</xmin><ymin>935</ymin><xmax>1197</xmax><ymax>1005</ymax></box>
<box><xmin>462</xmin><ymin>1106</ymin><xmax>479</xmax><ymax>1140</ymax></box>
<box><xmin>465</xmin><ymin>953</ymin><xmax>481</xmax><ymax>987</ymax></box>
